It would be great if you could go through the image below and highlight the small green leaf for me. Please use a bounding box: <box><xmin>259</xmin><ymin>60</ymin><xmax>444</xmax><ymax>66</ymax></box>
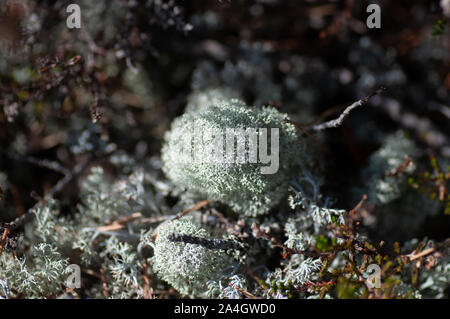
<box><xmin>315</xmin><ymin>235</ymin><xmax>331</xmax><ymax>252</ymax></box>
<box><xmin>432</xmin><ymin>18</ymin><xmax>447</xmax><ymax>37</ymax></box>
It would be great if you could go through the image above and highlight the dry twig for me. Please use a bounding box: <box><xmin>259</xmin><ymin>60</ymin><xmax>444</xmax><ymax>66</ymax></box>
<box><xmin>311</xmin><ymin>87</ymin><xmax>385</xmax><ymax>131</ymax></box>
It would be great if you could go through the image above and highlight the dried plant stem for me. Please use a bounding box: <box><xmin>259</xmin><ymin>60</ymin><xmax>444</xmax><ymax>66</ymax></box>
<box><xmin>312</xmin><ymin>87</ymin><xmax>385</xmax><ymax>131</ymax></box>
<box><xmin>229</xmin><ymin>284</ymin><xmax>258</xmax><ymax>299</ymax></box>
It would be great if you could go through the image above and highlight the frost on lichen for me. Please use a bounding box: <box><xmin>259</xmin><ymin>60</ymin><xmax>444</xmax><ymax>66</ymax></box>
<box><xmin>161</xmin><ymin>99</ymin><xmax>311</xmax><ymax>216</ymax></box>
<box><xmin>152</xmin><ymin>217</ymin><xmax>237</xmax><ymax>298</ymax></box>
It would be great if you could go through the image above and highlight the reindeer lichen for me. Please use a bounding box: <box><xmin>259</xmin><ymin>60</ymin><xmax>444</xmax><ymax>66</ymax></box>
<box><xmin>152</xmin><ymin>217</ymin><xmax>239</xmax><ymax>298</ymax></box>
<box><xmin>161</xmin><ymin>98</ymin><xmax>311</xmax><ymax>216</ymax></box>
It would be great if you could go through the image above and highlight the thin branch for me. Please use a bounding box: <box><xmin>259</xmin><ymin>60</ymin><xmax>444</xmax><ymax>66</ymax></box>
<box><xmin>312</xmin><ymin>87</ymin><xmax>385</xmax><ymax>132</ymax></box>
<box><xmin>406</xmin><ymin>239</ymin><xmax>450</xmax><ymax>261</ymax></box>
<box><xmin>407</xmin><ymin>247</ymin><xmax>436</xmax><ymax>261</ymax></box>
<box><xmin>99</xmin><ymin>267</ymin><xmax>110</xmax><ymax>299</ymax></box>
<box><xmin>384</xmin><ymin>155</ymin><xmax>413</xmax><ymax>178</ymax></box>
<box><xmin>0</xmin><ymin>227</ymin><xmax>10</xmax><ymax>257</ymax></box>
<box><xmin>96</xmin><ymin>212</ymin><xmax>143</xmax><ymax>232</ymax></box>
<box><xmin>173</xmin><ymin>200</ymin><xmax>210</xmax><ymax>221</ymax></box>
<box><xmin>8</xmin><ymin>159</ymin><xmax>91</xmax><ymax>231</ymax></box>
<box><xmin>228</xmin><ymin>284</ymin><xmax>258</xmax><ymax>299</ymax></box>
<box><xmin>0</xmin><ymin>150</ymin><xmax>70</xmax><ymax>176</ymax></box>
<box><xmin>349</xmin><ymin>194</ymin><xmax>368</xmax><ymax>215</ymax></box>
<box><xmin>142</xmin><ymin>261</ymin><xmax>153</xmax><ymax>299</ymax></box>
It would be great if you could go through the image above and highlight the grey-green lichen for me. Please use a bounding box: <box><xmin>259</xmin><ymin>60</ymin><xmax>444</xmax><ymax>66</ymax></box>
<box><xmin>161</xmin><ymin>98</ymin><xmax>310</xmax><ymax>216</ymax></box>
<box><xmin>152</xmin><ymin>217</ymin><xmax>236</xmax><ymax>298</ymax></box>
<box><xmin>361</xmin><ymin>130</ymin><xmax>442</xmax><ymax>240</ymax></box>
<box><xmin>363</xmin><ymin>130</ymin><xmax>419</xmax><ymax>205</ymax></box>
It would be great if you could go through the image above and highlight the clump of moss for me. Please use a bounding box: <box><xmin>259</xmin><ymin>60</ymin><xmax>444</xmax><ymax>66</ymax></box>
<box><xmin>161</xmin><ymin>99</ymin><xmax>311</xmax><ymax>216</ymax></box>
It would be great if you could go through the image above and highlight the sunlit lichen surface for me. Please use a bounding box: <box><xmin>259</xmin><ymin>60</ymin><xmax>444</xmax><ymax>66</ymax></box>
<box><xmin>161</xmin><ymin>99</ymin><xmax>309</xmax><ymax>217</ymax></box>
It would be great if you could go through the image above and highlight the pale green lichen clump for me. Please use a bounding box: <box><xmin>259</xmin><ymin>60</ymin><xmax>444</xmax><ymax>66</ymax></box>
<box><xmin>364</xmin><ymin>130</ymin><xmax>419</xmax><ymax>205</ymax></box>
<box><xmin>362</xmin><ymin>130</ymin><xmax>441</xmax><ymax>240</ymax></box>
<box><xmin>161</xmin><ymin>99</ymin><xmax>310</xmax><ymax>216</ymax></box>
<box><xmin>152</xmin><ymin>217</ymin><xmax>232</xmax><ymax>298</ymax></box>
